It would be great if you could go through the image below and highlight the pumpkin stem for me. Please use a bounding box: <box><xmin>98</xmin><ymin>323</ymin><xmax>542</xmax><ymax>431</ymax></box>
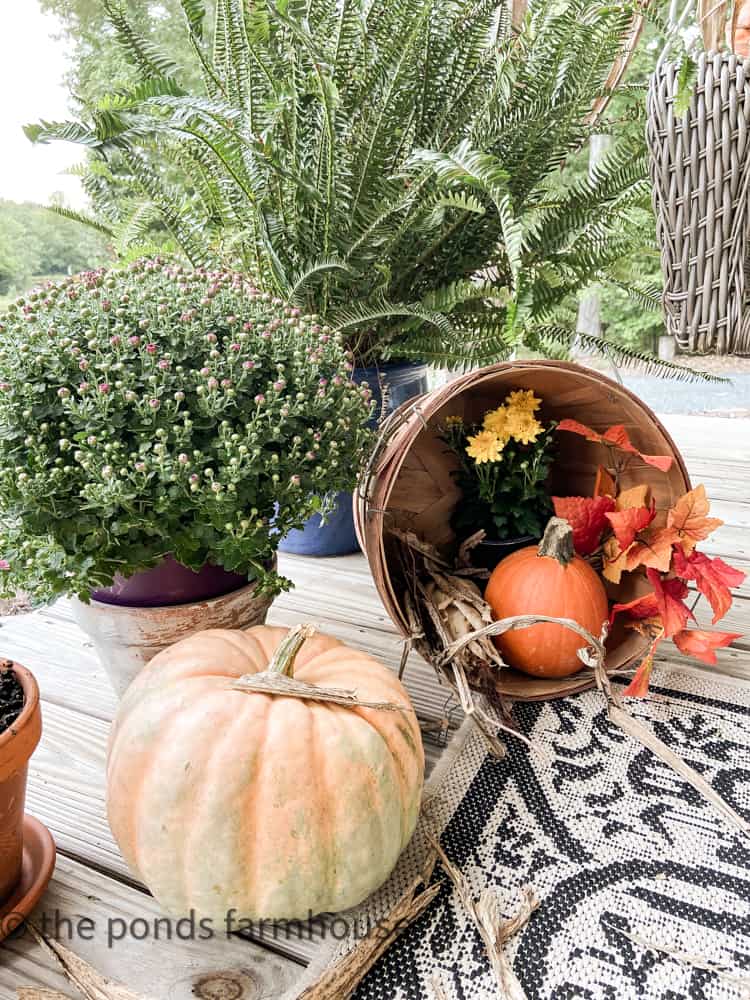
<box><xmin>537</xmin><ymin>517</ymin><xmax>575</xmax><ymax>566</ymax></box>
<box><xmin>268</xmin><ymin>623</ymin><xmax>317</xmax><ymax>678</ymax></box>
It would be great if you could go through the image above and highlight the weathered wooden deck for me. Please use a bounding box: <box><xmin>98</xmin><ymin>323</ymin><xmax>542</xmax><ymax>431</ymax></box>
<box><xmin>0</xmin><ymin>413</ymin><xmax>748</xmax><ymax>998</ymax></box>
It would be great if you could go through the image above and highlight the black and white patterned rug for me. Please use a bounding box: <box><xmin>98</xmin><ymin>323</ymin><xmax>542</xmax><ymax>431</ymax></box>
<box><xmin>293</xmin><ymin>668</ymin><xmax>750</xmax><ymax>1000</ymax></box>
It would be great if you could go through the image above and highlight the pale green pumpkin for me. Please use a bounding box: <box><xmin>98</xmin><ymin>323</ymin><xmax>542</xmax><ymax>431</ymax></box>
<box><xmin>106</xmin><ymin>625</ymin><xmax>424</xmax><ymax>922</ymax></box>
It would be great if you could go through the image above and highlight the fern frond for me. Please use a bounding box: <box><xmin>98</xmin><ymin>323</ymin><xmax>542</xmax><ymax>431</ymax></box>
<box><xmin>289</xmin><ymin>258</ymin><xmax>352</xmax><ymax>303</ymax></box>
<box><xmin>532</xmin><ymin>326</ymin><xmax>729</xmax><ymax>383</ymax></box>
<box><xmin>180</xmin><ymin>0</ymin><xmax>206</xmax><ymax>39</ymax></box>
<box><xmin>329</xmin><ymin>296</ymin><xmax>455</xmax><ymax>337</ymax></box>
<box><xmin>24</xmin><ymin>120</ymin><xmax>99</xmax><ymax>147</ymax></box>
<box><xmin>611</xmin><ymin>280</ymin><xmax>663</xmax><ymax>313</ymax></box>
<box><xmin>103</xmin><ymin>0</ymin><xmax>181</xmax><ymax>79</ymax></box>
<box><xmin>47</xmin><ymin>205</ymin><xmax>115</xmax><ymax>238</ymax></box>
<box><xmin>31</xmin><ymin>0</ymin><xmax>662</xmax><ymax>368</ymax></box>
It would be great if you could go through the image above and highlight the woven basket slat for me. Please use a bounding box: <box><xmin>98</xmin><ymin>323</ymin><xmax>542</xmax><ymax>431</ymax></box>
<box><xmin>648</xmin><ymin>52</ymin><xmax>750</xmax><ymax>353</ymax></box>
<box><xmin>355</xmin><ymin>362</ymin><xmax>692</xmax><ymax>703</ymax></box>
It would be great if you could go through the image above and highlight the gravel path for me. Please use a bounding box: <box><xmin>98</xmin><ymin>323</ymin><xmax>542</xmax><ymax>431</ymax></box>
<box><xmin>619</xmin><ymin>371</ymin><xmax>750</xmax><ymax>415</ymax></box>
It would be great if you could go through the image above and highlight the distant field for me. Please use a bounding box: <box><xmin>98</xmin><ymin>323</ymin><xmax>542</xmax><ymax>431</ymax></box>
<box><xmin>0</xmin><ymin>274</ymin><xmax>67</xmax><ymax>312</ymax></box>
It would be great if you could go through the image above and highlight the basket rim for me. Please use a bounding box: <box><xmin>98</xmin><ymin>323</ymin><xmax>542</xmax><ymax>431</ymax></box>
<box><xmin>355</xmin><ymin>360</ymin><xmax>693</xmax><ymax>668</ymax></box>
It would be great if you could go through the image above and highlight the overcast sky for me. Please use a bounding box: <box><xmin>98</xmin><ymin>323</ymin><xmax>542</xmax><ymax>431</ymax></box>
<box><xmin>0</xmin><ymin>2</ymin><xmax>85</xmax><ymax>207</ymax></box>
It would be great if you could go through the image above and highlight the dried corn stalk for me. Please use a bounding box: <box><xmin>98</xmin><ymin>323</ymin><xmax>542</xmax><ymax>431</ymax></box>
<box><xmin>20</xmin><ymin>922</ymin><xmax>153</xmax><ymax>1000</ymax></box>
<box><xmin>392</xmin><ymin>529</ymin><xmax>505</xmax><ymax>697</ymax></box>
<box><xmin>391</xmin><ymin>529</ymin><xmax>525</xmax><ymax>757</ymax></box>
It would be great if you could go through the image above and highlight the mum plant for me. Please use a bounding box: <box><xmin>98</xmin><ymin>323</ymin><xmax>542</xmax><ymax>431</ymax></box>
<box><xmin>0</xmin><ymin>259</ymin><xmax>372</xmax><ymax>602</ymax></box>
<box><xmin>441</xmin><ymin>390</ymin><xmax>555</xmax><ymax>541</ymax></box>
<box><xmin>26</xmin><ymin>0</ymin><xmax>712</xmax><ymax>378</ymax></box>
<box><xmin>553</xmin><ymin>420</ymin><xmax>745</xmax><ymax>695</ymax></box>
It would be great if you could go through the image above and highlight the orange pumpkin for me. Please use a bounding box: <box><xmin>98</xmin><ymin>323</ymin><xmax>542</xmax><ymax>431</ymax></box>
<box><xmin>485</xmin><ymin>517</ymin><xmax>609</xmax><ymax>678</ymax></box>
<box><xmin>733</xmin><ymin>0</ymin><xmax>750</xmax><ymax>56</ymax></box>
<box><xmin>107</xmin><ymin>625</ymin><xmax>424</xmax><ymax>922</ymax></box>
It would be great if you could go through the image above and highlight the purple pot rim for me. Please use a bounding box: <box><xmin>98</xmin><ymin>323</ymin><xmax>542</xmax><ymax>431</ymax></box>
<box><xmin>84</xmin><ymin>576</ymin><xmax>265</xmax><ymax>613</ymax></box>
<box><xmin>88</xmin><ymin>555</ymin><xmax>275</xmax><ymax>610</ymax></box>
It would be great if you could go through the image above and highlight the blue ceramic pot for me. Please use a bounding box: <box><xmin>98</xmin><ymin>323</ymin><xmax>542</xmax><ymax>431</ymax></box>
<box><xmin>278</xmin><ymin>361</ymin><xmax>428</xmax><ymax>557</ymax></box>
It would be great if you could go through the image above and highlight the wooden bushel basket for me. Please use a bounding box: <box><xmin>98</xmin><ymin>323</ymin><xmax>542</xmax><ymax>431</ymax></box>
<box><xmin>354</xmin><ymin>361</ymin><xmax>692</xmax><ymax>703</ymax></box>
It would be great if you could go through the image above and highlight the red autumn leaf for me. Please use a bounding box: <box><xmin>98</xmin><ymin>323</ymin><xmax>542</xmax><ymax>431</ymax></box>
<box><xmin>672</xmin><ymin>547</ymin><xmax>746</xmax><ymax>624</ymax></box>
<box><xmin>647</xmin><ymin>568</ymin><xmax>695</xmax><ymax>638</ymax></box>
<box><xmin>624</xmin><ymin>525</ymin><xmax>680</xmax><ymax>574</ymax></box>
<box><xmin>557</xmin><ymin>419</ymin><xmax>674</xmax><ymax>472</ymax></box>
<box><xmin>605</xmin><ymin>501</ymin><xmax>656</xmax><ymax>550</ymax></box>
<box><xmin>552</xmin><ymin>494</ymin><xmax>615</xmax><ymax>555</ymax></box>
<box><xmin>609</xmin><ymin>590</ymin><xmax>659</xmax><ymax>624</ymax></box>
<box><xmin>673</xmin><ymin>629</ymin><xmax>742</xmax><ymax>665</ymax></box>
<box><xmin>602</xmin><ymin>426</ymin><xmax>674</xmax><ymax>472</ymax></box>
<box><xmin>667</xmin><ymin>484</ymin><xmax>723</xmax><ymax>554</ymax></box>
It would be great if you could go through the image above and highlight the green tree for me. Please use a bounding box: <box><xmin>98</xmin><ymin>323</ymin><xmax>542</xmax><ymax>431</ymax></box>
<box><xmin>39</xmin><ymin>0</ymin><xmax>206</xmax><ymax>103</ymax></box>
<box><xmin>0</xmin><ymin>200</ymin><xmax>110</xmax><ymax>296</ymax></box>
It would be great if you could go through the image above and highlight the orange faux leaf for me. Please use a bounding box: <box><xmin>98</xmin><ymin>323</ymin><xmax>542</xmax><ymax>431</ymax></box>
<box><xmin>625</xmin><ymin>616</ymin><xmax>665</xmax><ymax>641</ymax></box>
<box><xmin>673</xmin><ymin>629</ymin><xmax>742</xmax><ymax>665</ymax></box>
<box><xmin>623</xmin><ymin>652</ymin><xmax>656</xmax><ymax>698</ymax></box>
<box><xmin>602</xmin><ymin>534</ymin><xmax>631</xmax><ymax>584</ymax></box>
<box><xmin>667</xmin><ymin>485</ymin><xmax>723</xmax><ymax>554</ymax></box>
<box><xmin>647</xmin><ymin>568</ymin><xmax>694</xmax><ymax>638</ymax></box>
<box><xmin>606</xmin><ymin>501</ymin><xmax>656</xmax><ymax>550</ymax></box>
<box><xmin>557</xmin><ymin>418</ymin><xmax>602</xmax><ymax>442</ymax></box>
<box><xmin>672</xmin><ymin>547</ymin><xmax>746</xmax><ymax>624</ymax></box>
<box><xmin>594</xmin><ymin>465</ymin><xmax>616</xmax><ymax>498</ymax></box>
<box><xmin>615</xmin><ymin>484</ymin><xmax>651</xmax><ymax>510</ymax></box>
<box><xmin>609</xmin><ymin>590</ymin><xmax>659</xmax><ymax>624</ymax></box>
<box><xmin>624</xmin><ymin>526</ymin><xmax>680</xmax><ymax>573</ymax></box>
<box><xmin>601</xmin><ymin>426</ymin><xmax>674</xmax><ymax>472</ymax></box>
<box><xmin>557</xmin><ymin>420</ymin><xmax>673</xmax><ymax>472</ymax></box>
<box><xmin>622</xmin><ymin>620</ymin><xmax>664</xmax><ymax>697</ymax></box>
<box><xmin>552</xmin><ymin>494</ymin><xmax>615</xmax><ymax>555</ymax></box>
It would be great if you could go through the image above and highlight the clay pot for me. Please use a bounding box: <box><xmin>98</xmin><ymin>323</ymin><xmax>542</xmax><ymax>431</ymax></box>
<box><xmin>72</xmin><ymin>560</ymin><xmax>277</xmax><ymax>698</ymax></box>
<box><xmin>0</xmin><ymin>663</ymin><xmax>42</xmax><ymax>905</ymax></box>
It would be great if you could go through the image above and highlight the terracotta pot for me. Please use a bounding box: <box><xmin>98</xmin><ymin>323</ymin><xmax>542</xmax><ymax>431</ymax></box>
<box><xmin>0</xmin><ymin>663</ymin><xmax>42</xmax><ymax>905</ymax></box>
<box><xmin>72</xmin><ymin>561</ymin><xmax>277</xmax><ymax>698</ymax></box>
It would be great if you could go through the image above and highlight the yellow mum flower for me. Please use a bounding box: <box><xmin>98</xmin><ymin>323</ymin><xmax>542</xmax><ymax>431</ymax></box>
<box><xmin>466</xmin><ymin>430</ymin><xmax>505</xmax><ymax>464</ymax></box>
<box><xmin>444</xmin><ymin>415</ymin><xmax>463</xmax><ymax>426</ymax></box>
<box><xmin>483</xmin><ymin>405</ymin><xmax>510</xmax><ymax>437</ymax></box>
<box><xmin>507</xmin><ymin>410</ymin><xmax>543</xmax><ymax>445</ymax></box>
<box><xmin>505</xmin><ymin>389</ymin><xmax>542</xmax><ymax>413</ymax></box>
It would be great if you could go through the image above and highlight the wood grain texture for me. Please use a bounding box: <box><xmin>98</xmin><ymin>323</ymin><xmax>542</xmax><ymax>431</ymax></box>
<box><xmin>0</xmin><ymin>856</ymin><xmax>297</xmax><ymax>1000</ymax></box>
<box><xmin>0</xmin><ymin>412</ymin><xmax>747</xmax><ymax>992</ymax></box>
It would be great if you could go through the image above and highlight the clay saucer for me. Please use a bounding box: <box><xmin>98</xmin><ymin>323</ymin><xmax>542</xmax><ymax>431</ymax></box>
<box><xmin>0</xmin><ymin>815</ymin><xmax>56</xmax><ymax>943</ymax></box>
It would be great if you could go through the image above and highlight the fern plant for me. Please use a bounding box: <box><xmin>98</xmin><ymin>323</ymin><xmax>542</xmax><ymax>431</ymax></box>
<box><xmin>26</xmin><ymin>0</ymin><xmax>714</xmax><ymax>377</ymax></box>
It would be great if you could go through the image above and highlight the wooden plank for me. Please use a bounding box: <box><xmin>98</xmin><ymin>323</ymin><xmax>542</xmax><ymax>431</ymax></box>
<box><xmin>655</xmin><ymin>643</ymin><xmax>750</xmax><ymax>683</ymax></box>
<box><xmin>658</xmin><ymin>414</ymin><xmax>750</xmax><ymax>463</ymax></box>
<box><xmin>0</xmin><ymin>598</ymin><xmax>451</xmax><ymax>966</ymax></box>
<box><xmin>0</xmin><ymin>556</ymin><xmax>454</xmax><ymax>732</ymax></box>
<box><xmin>0</xmin><ymin>855</ymin><xmax>299</xmax><ymax>1000</ymax></box>
<box><xmin>0</xmin><ymin>410</ymin><xmax>746</xmax><ymax>987</ymax></box>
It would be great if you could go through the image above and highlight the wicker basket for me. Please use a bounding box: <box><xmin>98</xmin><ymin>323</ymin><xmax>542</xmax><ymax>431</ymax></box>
<box><xmin>355</xmin><ymin>361</ymin><xmax>692</xmax><ymax>703</ymax></box>
<box><xmin>647</xmin><ymin>53</ymin><xmax>750</xmax><ymax>354</ymax></box>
